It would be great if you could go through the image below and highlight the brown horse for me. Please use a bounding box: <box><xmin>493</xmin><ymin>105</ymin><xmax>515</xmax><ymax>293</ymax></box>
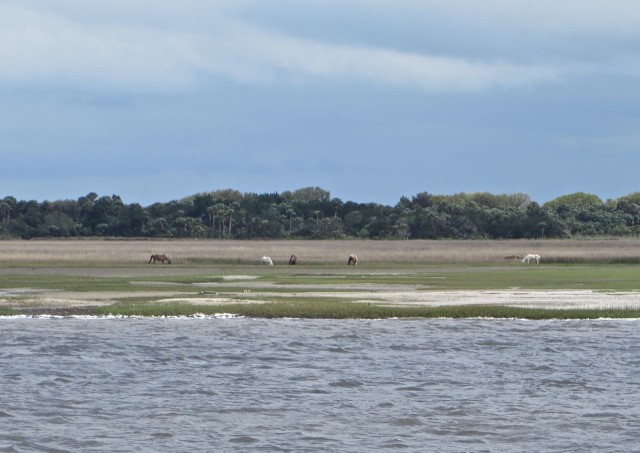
<box><xmin>348</xmin><ymin>254</ymin><xmax>358</xmax><ymax>265</ymax></box>
<box><xmin>289</xmin><ymin>255</ymin><xmax>298</xmax><ymax>265</ymax></box>
<box><xmin>149</xmin><ymin>254</ymin><xmax>171</xmax><ymax>264</ymax></box>
<box><xmin>503</xmin><ymin>255</ymin><xmax>520</xmax><ymax>260</ymax></box>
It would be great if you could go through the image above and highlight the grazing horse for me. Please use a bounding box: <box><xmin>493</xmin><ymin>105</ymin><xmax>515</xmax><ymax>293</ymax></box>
<box><xmin>504</xmin><ymin>255</ymin><xmax>521</xmax><ymax>260</ymax></box>
<box><xmin>261</xmin><ymin>256</ymin><xmax>274</xmax><ymax>266</ymax></box>
<box><xmin>521</xmin><ymin>253</ymin><xmax>541</xmax><ymax>264</ymax></box>
<box><xmin>289</xmin><ymin>255</ymin><xmax>298</xmax><ymax>265</ymax></box>
<box><xmin>347</xmin><ymin>254</ymin><xmax>358</xmax><ymax>266</ymax></box>
<box><xmin>149</xmin><ymin>254</ymin><xmax>171</xmax><ymax>264</ymax></box>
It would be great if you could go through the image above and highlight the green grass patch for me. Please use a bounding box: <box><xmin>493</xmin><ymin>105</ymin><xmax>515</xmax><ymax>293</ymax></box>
<box><xmin>0</xmin><ymin>307</ymin><xmax>16</xmax><ymax>316</ymax></box>
<box><xmin>4</xmin><ymin>263</ymin><xmax>640</xmax><ymax>292</ymax></box>
<box><xmin>267</xmin><ymin>265</ymin><xmax>640</xmax><ymax>292</ymax></box>
<box><xmin>4</xmin><ymin>263</ymin><xmax>640</xmax><ymax>319</ymax></box>
<box><xmin>0</xmin><ymin>274</ymin><xmax>193</xmax><ymax>293</ymax></box>
<box><xmin>422</xmin><ymin>265</ymin><xmax>640</xmax><ymax>291</ymax></box>
<box><xmin>86</xmin><ymin>300</ymin><xmax>640</xmax><ymax>320</ymax></box>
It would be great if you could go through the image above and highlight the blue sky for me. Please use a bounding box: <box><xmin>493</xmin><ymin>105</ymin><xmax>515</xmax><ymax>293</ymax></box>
<box><xmin>2</xmin><ymin>1</ymin><xmax>639</xmax><ymax>206</ymax></box>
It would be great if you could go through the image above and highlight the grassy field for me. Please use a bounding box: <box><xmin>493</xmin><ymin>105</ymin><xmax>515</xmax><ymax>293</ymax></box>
<box><xmin>1</xmin><ymin>237</ymin><xmax>640</xmax><ymax>265</ymax></box>
<box><xmin>2</xmin><ymin>239</ymin><xmax>640</xmax><ymax>319</ymax></box>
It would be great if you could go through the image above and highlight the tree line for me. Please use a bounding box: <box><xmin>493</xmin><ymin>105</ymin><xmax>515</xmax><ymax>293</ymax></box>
<box><xmin>1</xmin><ymin>187</ymin><xmax>640</xmax><ymax>240</ymax></box>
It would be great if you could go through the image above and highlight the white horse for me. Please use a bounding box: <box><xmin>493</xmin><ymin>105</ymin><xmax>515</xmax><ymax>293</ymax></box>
<box><xmin>522</xmin><ymin>254</ymin><xmax>541</xmax><ymax>264</ymax></box>
<box><xmin>261</xmin><ymin>256</ymin><xmax>274</xmax><ymax>266</ymax></box>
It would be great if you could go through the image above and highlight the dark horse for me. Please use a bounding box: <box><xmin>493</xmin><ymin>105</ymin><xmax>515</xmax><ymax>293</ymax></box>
<box><xmin>289</xmin><ymin>255</ymin><xmax>298</xmax><ymax>265</ymax></box>
<box><xmin>348</xmin><ymin>254</ymin><xmax>358</xmax><ymax>266</ymax></box>
<box><xmin>149</xmin><ymin>254</ymin><xmax>171</xmax><ymax>264</ymax></box>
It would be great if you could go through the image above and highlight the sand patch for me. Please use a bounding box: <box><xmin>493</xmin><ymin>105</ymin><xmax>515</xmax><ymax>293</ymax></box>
<box><xmin>0</xmin><ymin>289</ymin><xmax>192</xmax><ymax>309</ymax></box>
<box><xmin>3</xmin><ymin>284</ymin><xmax>640</xmax><ymax>312</ymax></box>
<box><xmin>347</xmin><ymin>289</ymin><xmax>640</xmax><ymax>310</ymax></box>
<box><xmin>232</xmin><ymin>288</ymin><xmax>640</xmax><ymax>310</ymax></box>
<box><xmin>157</xmin><ymin>297</ymin><xmax>266</xmax><ymax>305</ymax></box>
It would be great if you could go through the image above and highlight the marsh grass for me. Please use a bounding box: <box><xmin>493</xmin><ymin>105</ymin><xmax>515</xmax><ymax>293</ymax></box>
<box><xmin>88</xmin><ymin>301</ymin><xmax>640</xmax><ymax>320</ymax></box>
<box><xmin>1</xmin><ymin>238</ymin><xmax>640</xmax><ymax>265</ymax></box>
<box><xmin>0</xmin><ymin>274</ymin><xmax>190</xmax><ymax>293</ymax></box>
<box><xmin>0</xmin><ymin>307</ymin><xmax>15</xmax><ymax>316</ymax></box>
<box><xmin>2</xmin><ymin>263</ymin><xmax>640</xmax><ymax>294</ymax></box>
<box><xmin>102</xmin><ymin>265</ymin><xmax>640</xmax><ymax>292</ymax></box>
<box><xmin>263</xmin><ymin>265</ymin><xmax>640</xmax><ymax>291</ymax></box>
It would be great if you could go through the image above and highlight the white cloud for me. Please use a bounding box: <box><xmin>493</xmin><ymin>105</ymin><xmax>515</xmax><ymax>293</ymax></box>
<box><xmin>203</xmin><ymin>25</ymin><xmax>560</xmax><ymax>91</ymax></box>
<box><xmin>0</xmin><ymin>5</ymin><xmax>561</xmax><ymax>94</ymax></box>
<box><xmin>6</xmin><ymin>1</ymin><xmax>640</xmax><ymax>94</ymax></box>
<box><xmin>395</xmin><ymin>0</ymin><xmax>640</xmax><ymax>35</ymax></box>
<box><xmin>0</xmin><ymin>5</ymin><xmax>209</xmax><ymax>92</ymax></box>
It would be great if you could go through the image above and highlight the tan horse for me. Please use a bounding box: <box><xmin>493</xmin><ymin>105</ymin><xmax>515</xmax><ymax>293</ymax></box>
<box><xmin>348</xmin><ymin>254</ymin><xmax>358</xmax><ymax>266</ymax></box>
<box><xmin>289</xmin><ymin>255</ymin><xmax>298</xmax><ymax>265</ymax></box>
<box><xmin>149</xmin><ymin>254</ymin><xmax>171</xmax><ymax>264</ymax></box>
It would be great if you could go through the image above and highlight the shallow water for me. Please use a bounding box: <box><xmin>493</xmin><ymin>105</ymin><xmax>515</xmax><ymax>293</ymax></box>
<box><xmin>1</xmin><ymin>317</ymin><xmax>639</xmax><ymax>451</ymax></box>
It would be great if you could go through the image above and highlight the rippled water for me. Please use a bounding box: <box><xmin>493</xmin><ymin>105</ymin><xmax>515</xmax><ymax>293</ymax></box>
<box><xmin>1</xmin><ymin>317</ymin><xmax>640</xmax><ymax>452</ymax></box>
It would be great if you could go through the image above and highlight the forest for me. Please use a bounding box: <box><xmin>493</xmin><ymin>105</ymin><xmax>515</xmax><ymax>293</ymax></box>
<box><xmin>1</xmin><ymin>187</ymin><xmax>640</xmax><ymax>240</ymax></box>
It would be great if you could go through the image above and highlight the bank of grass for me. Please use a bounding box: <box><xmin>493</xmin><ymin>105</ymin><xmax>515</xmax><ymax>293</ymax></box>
<box><xmin>263</xmin><ymin>264</ymin><xmax>640</xmax><ymax>292</ymax></box>
<box><xmin>0</xmin><ymin>273</ymin><xmax>193</xmax><ymax>293</ymax></box>
<box><xmin>0</xmin><ymin>307</ymin><xmax>16</xmax><ymax>316</ymax></box>
<box><xmin>87</xmin><ymin>300</ymin><xmax>640</xmax><ymax>320</ymax></box>
<box><xmin>3</xmin><ymin>264</ymin><xmax>638</xmax><ymax>294</ymax></box>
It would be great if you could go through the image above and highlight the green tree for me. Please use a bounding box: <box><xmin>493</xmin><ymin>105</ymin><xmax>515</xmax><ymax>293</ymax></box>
<box><xmin>1</xmin><ymin>196</ymin><xmax>17</xmax><ymax>222</ymax></box>
<box><xmin>544</xmin><ymin>192</ymin><xmax>603</xmax><ymax>211</ymax></box>
<box><xmin>290</xmin><ymin>187</ymin><xmax>331</xmax><ymax>203</ymax></box>
<box><xmin>0</xmin><ymin>202</ymin><xmax>11</xmax><ymax>224</ymax></box>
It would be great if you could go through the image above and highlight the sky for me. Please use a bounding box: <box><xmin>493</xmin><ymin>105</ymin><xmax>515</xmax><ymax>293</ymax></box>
<box><xmin>2</xmin><ymin>1</ymin><xmax>640</xmax><ymax>207</ymax></box>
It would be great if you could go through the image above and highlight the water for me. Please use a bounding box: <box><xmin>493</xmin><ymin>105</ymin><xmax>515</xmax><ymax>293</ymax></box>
<box><xmin>1</xmin><ymin>317</ymin><xmax>640</xmax><ymax>452</ymax></box>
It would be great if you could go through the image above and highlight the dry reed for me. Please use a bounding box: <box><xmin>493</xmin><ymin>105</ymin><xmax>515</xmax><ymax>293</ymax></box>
<box><xmin>1</xmin><ymin>238</ymin><xmax>639</xmax><ymax>264</ymax></box>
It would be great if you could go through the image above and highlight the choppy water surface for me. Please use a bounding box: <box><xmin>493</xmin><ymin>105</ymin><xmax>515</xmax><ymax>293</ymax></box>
<box><xmin>1</xmin><ymin>317</ymin><xmax>640</xmax><ymax>452</ymax></box>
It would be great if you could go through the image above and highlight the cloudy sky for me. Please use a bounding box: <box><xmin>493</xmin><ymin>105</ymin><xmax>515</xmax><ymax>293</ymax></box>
<box><xmin>2</xmin><ymin>1</ymin><xmax>639</xmax><ymax>206</ymax></box>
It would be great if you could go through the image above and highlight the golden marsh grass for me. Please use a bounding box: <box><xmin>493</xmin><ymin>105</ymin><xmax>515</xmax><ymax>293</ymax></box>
<box><xmin>0</xmin><ymin>238</ymin><xmax>639</xmax><ymax>265</ymax></box>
